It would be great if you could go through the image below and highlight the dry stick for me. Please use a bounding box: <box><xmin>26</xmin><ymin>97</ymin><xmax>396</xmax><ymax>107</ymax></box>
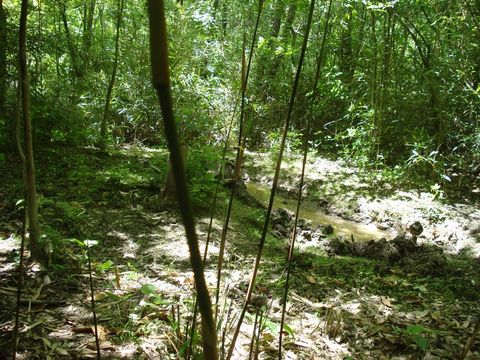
<box><xmin>12</xmin><ymin>194</ymin><xmax>27</xmax><ymax>360</ymax></box>
<box><xmin>86</xmin><ymin>242</ymin><xmax>101</xmax><ymax>359</ymax></box>
<box><xmin>278</xmin><ymin>0</ymin><xmax>332</xmax><ymax>357</ymax></box>
<box><xmin>186</xmin><ymin>101</ymin><xmax>238</xmax><ymax>360</ymax></box>
<box><xmin>460</xmin><ymin>317</ymin><xmax>480</xmax><ymax>360</ymax></box>
<box><xmin>214</xmin><ymin>0</ymin><xmax>264</xmax><ymax>316</ymax></box>
<box><xmin>148</xmin><ymin>2</ymin><xmax>217</xmax><ymax>359</ymax></box>
<box><xmin>225</xmin><ymin>0</ymin><xmax>315</xmax><ymax>357</ymax></box>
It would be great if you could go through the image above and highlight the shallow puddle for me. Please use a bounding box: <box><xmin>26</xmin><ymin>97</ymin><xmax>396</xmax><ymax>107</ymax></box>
<box><xmin>246</xmin><ymin>182</ymin><xmax>392</xmax><ymax>241</ymax></box>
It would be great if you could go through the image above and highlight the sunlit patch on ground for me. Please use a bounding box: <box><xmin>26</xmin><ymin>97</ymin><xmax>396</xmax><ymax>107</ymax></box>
<box><xmin>0</xmin><ymin>234</ymin><xmax>19</xmax><ymax>273</ymax></box>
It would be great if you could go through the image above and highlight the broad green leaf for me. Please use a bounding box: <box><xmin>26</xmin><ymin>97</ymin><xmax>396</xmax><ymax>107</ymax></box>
<box><xmin>141</xmin><ymin>284</ymin><xmax>156</xmax><ymax>295</ymax></box>
<box><xmin>406</xmin><ymin>324</ymin><xmax>426</xmax><ymax>335</ymax></box>
<box><xmin>413</xmin><ymin>334</ymin><xmax>429</xmax><ymax>350</ymax></box>
<box><xmin>99</xmin><ymin>260</ymin><xmax>114</xmax><ymax>271</ymax></box>
<box><xmin>283</xmin><ymin>323</ymin><xmax>295</xmax><ymax>337</ymax></box>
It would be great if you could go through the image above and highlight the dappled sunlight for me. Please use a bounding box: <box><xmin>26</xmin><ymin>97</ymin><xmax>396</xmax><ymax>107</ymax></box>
<box><xmin>247</xmin><ymin>182</ymin><xmax>392</xmax><ymax>242</ymax></box>
<box><xmin>0</xmin><ymin>234</ymin><xmax>19</xmax><ymax>274</ymax></box>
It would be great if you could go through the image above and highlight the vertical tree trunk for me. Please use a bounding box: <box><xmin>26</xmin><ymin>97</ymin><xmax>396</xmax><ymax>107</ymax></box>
<box><xmin>0</xmin><ymin>0</ymin><xmax>6</xmax><ymax>118</ymax></box>
<box><xmin>271</xmin><ymin>2</ymin><xmax>296</xmax><ymax>72</ymax></box>
<box><xmin>81</xmin><ymin>0</ymin><xmax>96</xmax><ymax>73</ymax></box>
<box><xmin>61</xmin><ymin>3</ymin><xmax>83</xmax><ymax>78</ymax></box>
<box><xmin>376</xmin><ymin>10</ymin><xmax>393</xmax><ymax>160</ymax></box>
<box><xmin>35</xmin><ymin>0</ymin><xmax>43</xmax><ymax>95</ymax></box>
<box><xmin>100</xmin><ymin>0</ymin><xmax>125</xmax><ymax>149</ymax></box>
<box><xmin>339</xmin><ymin>3</ymin><xmax>354</xmax><ymax>92</ymax></box>
<box><xmin>61</xmin><ymin>0</ymin><xmax>96</xmax><ymax>80</ymax></box>
<box><xmin>370</xmin><ymin>11</ymin><xmax>379</xmax><ymax>158</ymax></box>
<box><xmin>19</xmin><ymin>0</ymin><xmax>47</xmax><ymax>265</ymax></box>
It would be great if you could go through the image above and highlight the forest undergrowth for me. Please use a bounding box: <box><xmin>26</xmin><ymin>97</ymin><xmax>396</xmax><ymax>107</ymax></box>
<box><xmin>0</xmin><ymin>145</ymin><xmax>479</xmax><ymax>359</ymax></box>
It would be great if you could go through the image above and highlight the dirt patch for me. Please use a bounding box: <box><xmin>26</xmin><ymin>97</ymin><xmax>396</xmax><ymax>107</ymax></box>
<box><xmin>244</xmin><ymin>151</ymin><xmax>480</xmax><ymax>258</ymax></box>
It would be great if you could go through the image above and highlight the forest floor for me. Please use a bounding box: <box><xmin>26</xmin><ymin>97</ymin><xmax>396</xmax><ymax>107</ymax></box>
<box><xmin>0</xmin><ymin>145</ymin><xmax>479</xmax><ymax>359</ymax></box>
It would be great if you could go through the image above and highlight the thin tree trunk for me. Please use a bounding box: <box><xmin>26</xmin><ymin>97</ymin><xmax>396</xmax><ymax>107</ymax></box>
<box><xmin>19</xmin><ymin>0</ymin><xmax>47</xmax><ymax>265</ymax></box>
<box><xmin>61</xmin><ymin>2</ymin><xmax>83</xmax><ymax>78</ymax></box>
<box><xmin>82</xmin><ymin>0</ymin><xmax>96</xmax><ymax>73</ymax></box>
<box><xmin>226</xmin><ymin>0</ymin><xmax>315</xmax><ymax>356</ymax></box>
<box><xmin>162</xmin><ymin>143</ymin><xmax>186</xmax><ymax>204</ymax></box>
<box><xmin>371</xmin><ymin>11</ymin><xmax>379</xmax><ymax>158</ymax></box>
<box><xmin>376</xmin><ymin>10</ymin><xmax>393</xmax><ymax>161</ymax></box>
<box><xmin>100</xmin><ymin>0</ymin><xmax>124</xmax><ymax>149</ymax></box>
<box><xmin>148</xmin><ymin>2</ymin><xmax>217</xmax><ymax>358</ymax></box>
<box><xmin>268</xmin><ymin>2</ymin><xmax>296</xmax><ymax>79</ymax></box>
<box><xmin>15</xmin><ymin>82</ymin><xmax>25</xmax><ymax>163</ymax></box>
<box><xmin>0</xmin><ymin>0</ymin><xmax>6</xmax><ymax>117</ymax></box>
<box><xmin>279</xmin><ymin>1</ymin><xmax>331</xmax><ymax>356</ymax></box>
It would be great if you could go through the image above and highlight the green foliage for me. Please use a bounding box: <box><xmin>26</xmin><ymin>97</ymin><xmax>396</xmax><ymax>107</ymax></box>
<box><xmin>140</xmin><ymin>283</ymin><xmax>157</xmax><ymax>296</ymax></box>
<box><xmin>186</xmin><ymin>145</ymin><xmax>221</xmax><ymax>206</ymax></box>
<box><xmin>267</xmin><ymin>130</ymin><xmax>304</xmax><ymax>162</ymax></box>
<box><xmin>404</xmin><ymin>325</ymin><xmax>430</xmax><ymax>351</ymax></box>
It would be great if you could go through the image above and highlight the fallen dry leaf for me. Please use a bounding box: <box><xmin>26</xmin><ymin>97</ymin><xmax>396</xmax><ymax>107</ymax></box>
<box><xmin>380</xmin><ymin>296</ymin><xmax>392</xmax><ymax>307</ymax></box>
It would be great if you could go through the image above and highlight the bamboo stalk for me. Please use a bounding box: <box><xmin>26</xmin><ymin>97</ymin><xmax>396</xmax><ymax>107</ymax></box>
<box><xmin>225</xmin><ymin>0</ymin><xmax>316</xmax><ymax>357</ymax></box>
<box><xmin>148</xmin><ymin>2</ymin><xmax>217</xmax><ymax>358</ymax></box>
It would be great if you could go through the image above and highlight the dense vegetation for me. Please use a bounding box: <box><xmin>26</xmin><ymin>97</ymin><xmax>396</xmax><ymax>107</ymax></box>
<box><xmin>0</xmin><ymin>0</ymin><xmax>479</xmax><ymax>359</ymax></box>
<box><xmin>1</xmin><ymin>0</ymin><xmax>479</xmax><ymax>188</ymax></box>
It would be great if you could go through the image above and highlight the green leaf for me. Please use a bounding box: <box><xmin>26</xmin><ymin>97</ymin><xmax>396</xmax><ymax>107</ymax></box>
<box><xmin>282</xmin><ymin>323</ymin><xmax>295</xmax><ymax>337</ymax></box>
<box><xmin>99</xmin><ymin>260</ymin><xmax>114</xmax><ymax>271</ymax></box>
<box><xmin>413</xmin><ymin>334</ymin><xmax>429</xmax><ymax>350</ymax></box>
<box><xmin>406</xmin><ymin>325</ymin><xmax>426</xmax><ymax>335</ymax></box>
<box><xmin>68</xmin><ymin>238</ymin><xmax>86</xmax><ymax>247</ymax></box>
<box><xmin>140</xmin><ymin>284</ymin><xmax>156</xmax><ymax>295</ymax></box>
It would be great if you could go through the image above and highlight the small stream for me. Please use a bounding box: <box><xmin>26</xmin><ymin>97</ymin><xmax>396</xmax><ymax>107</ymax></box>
<box><xmin>246</xmin><ymin>182</ymin><xmax>393</xmax><ymax>241</ymax></box>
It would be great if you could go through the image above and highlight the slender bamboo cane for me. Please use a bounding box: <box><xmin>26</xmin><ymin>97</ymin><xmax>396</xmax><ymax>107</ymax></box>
<box><xmin>185</xmin><ymin>100</ymin><xmax>238</xmax><ymax>359</ymax></box>
<box><xmin>148</xmin><ymin>2</ymin><xmax>217</xmax><ymax>358</ymax></box>
<box><xmin>278</xmin><ymin>0</ymin><xmax>332</xmax><ymax>357</ymax></box>
<box><xmin>214</xmin><ymin>0</ymin><xmax>264</xmax><ymax>314</ymax></box>
<box><xmin>225</xmin><ymin>1</ymin><xmax>316</xmax><ymax>358</ymax></box>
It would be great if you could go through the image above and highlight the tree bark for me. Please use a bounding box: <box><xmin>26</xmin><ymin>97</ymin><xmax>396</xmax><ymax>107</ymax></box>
<box><xmin>19</xmin><ymin>0</ymin><xmax>47</xmax><ymax>265</ymax></box>
<box><xmin>61</xmin><ymin>2</ymin><xmax>83</xmax><ymax>78</ymax></box>
<box><xmin>81</xmin><ymin>0</ymin><xmax>96</xmax><ymax>73</ymax></box>
<box><xmin>162</xmin><ymin>142</ymin><xmax>186</xmax><ymax>204</ymax></box>
<box><xmin>100</xmin><ymin>0</ymin><xmax>124</xmax><ymax>149</ymax></box>
<box><xmin>61</xmin><ymin>0</ymin><xmax>96</xmax><ymax>79</ymax></box>
<box><xmin>148</xmin><ymin>2</ymin><xmax>217</xmax><ymax>357</ymax></box>
<box><xmin>0</xmin><ymin>0</ymin><xmax>6</xmax><ymax>117</ymax></box>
